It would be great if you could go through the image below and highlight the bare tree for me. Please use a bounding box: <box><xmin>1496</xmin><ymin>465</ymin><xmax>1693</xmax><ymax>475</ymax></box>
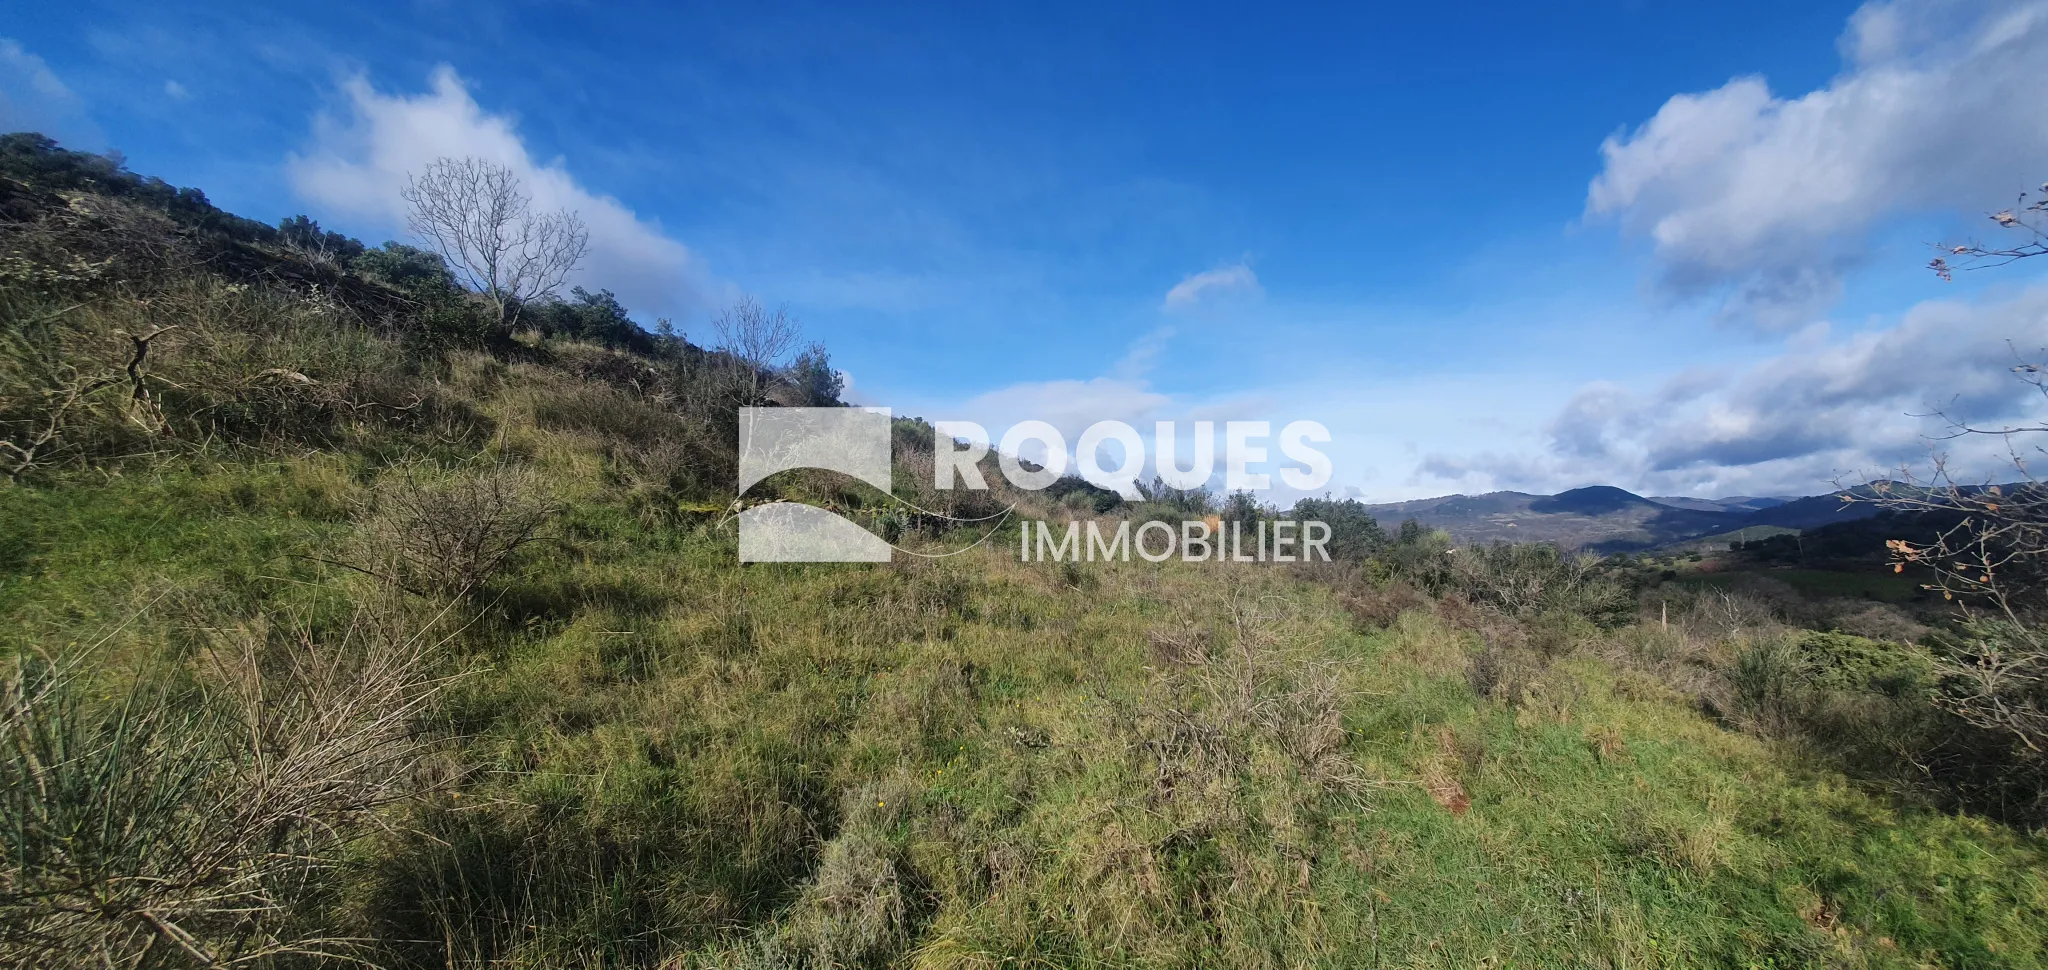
<box><xmin>401</xmin><ymin>157</ymin><xmax>589</xmax><ymax>328</ymax></box>
<box><xmin>710</xmin><ymin>296</ymin><xmax>799</xmax><ymax>407</ymax></box>
<box><xmin>1862</xmin><ymin>180</ymin><xmax>2048</xmax><ymax>759</ymax></box>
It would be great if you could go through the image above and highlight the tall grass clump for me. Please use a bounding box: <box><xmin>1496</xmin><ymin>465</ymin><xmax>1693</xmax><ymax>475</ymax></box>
<box><xmin>0</xmin><ymin>607</ymin><xmax>448</xmax><ymax>968</ymax></box>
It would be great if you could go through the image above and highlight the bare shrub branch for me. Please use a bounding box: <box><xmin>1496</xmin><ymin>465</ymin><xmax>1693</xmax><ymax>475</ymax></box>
<box><xmin>1928</xmin><ymin>181</ymin><xmax>2048</xmax><ymax>281</ymax></box>
<box><xmin>1863</xmin><ymin>176</ymin><xmax>2048</xmax><ymax>761</ymax></box>
<box><xmin>354</xmin><ymin>461</ymin><xmax>560</xmax><ymax>598</ymax></box>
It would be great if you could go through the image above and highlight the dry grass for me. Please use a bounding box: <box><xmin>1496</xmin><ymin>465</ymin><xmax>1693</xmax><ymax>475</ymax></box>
<box><xmin>0</xmin><ymin>603</ymin><xmax>452</xmax><ymax>968</ymax></box>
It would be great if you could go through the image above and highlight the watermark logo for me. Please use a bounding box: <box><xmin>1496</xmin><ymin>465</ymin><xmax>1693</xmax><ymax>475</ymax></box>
<box><xmin>736</xmin><ymin>409</ymin><xmax>1336</xmax><ymax>564</ymax></box>
<box><xmin>737</xmin><ymin>407</ymin><xmax>899</xmax><ymax>562</ymax></box>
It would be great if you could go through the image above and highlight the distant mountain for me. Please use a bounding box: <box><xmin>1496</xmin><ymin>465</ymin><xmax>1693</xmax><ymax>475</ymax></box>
<box><xmin>1647</xmin><ymin>495</ymin><xmax>1794</xmax><ymax>514</ymax></box>
<box><xmin>1530</xmin><ymin>485</ymin><xmax>1655</xmax><ymax>515</ymax></box>
<box><xmin>1363</xmin><ymin>486</ymin><xmax>1738</xmax><ymax>551</ymax></box>
<box><xmin>1733</xmin><ymin>492</ymin><xmax>1885</xmax><ymax>531</ymax></box>
<box><xmin>1360</xmin><ymin>485</ymin><xmax>1887</xmax><ymax>552</ymax></box>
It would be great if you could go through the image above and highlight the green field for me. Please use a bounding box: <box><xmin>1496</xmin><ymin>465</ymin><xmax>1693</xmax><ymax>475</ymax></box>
<box><xmin>6</xmin><ymin>137</ymin><xmax>2046</xmax><ymax>969</ymax></box>
<box><xmin>5</xmin><ymin>461</ymin><xmax>2045</xmax><ymax>968</ymax></box>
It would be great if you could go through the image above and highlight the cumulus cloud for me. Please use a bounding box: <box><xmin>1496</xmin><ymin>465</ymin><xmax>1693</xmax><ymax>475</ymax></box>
<box><xmin>288</xmin><ymin>66</ymin><xmax>710</xmax><ymax>319</ymax></box>
<box><xmin>1162</xmin><ymin>262</ymin><xmax>1260</xmax><ymax>310</ymax></box>
<box><xmin>1421</xmin><ymin>287</ymin><xmax>2048</xmax><ymax>497</ymax></box>
<box><xmin>1587</xmin><ymin>0</ymin><xmax>2048</xmax><ymax>328</ymax></box>
<box><xmin>0</xmin><ymin>38</ymin><xmax>99</xmax><ymax>147</ymax></box>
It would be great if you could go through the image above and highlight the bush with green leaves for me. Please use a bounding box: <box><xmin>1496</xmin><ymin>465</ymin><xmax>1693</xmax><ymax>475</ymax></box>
<box><xmin>1441</xmin><ymin>542</ymin><xmax>1632</xmax><ymax>625</ymax></box>
<box><xmin>1288</xmin><ymin>496</ymin><xmax>1388</xmax><ymax>560</ymax></box>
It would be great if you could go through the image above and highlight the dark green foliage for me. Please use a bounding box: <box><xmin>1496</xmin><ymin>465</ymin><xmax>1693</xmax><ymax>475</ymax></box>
<box><xmin>1044</xmin><ymin>474</ymin><xmax>1121</xmax><ymax>513</ymax></box>
<box><xmin>529</xmin><ymin>286</ymin><xmax>656</xmax><ymax>354</ymax></box>
<box><xmin>1732</xmin><ymin>508</ymin><xmax>1973</xmax><ymax>569</ymax></box>
<box><xmin>0</xmin><ymin>133</ymin><xmax>282</xmax><ymax>244</ymax></box>
<box><xmin>1289</xmin><ymin>496</ymin><xmax>1387</xmax><ymax>560</ymax></box>
<box><xmin>1220</xmin><ymin>488</ymin><xmax>1265</xmax><ymax>524</ymax></box>
<box><xmin>1795</xmin><ymin>630</ymin><xmax>1935</xmax><ymax>695</ymax></box>
<box><xmin>276</xmin><ymin>214</ymin><xmax>366</xmax><ymax>261</ymax></box>
<box><xmin>787</xmin><ymin>341</ymin><xmax>845</xmax><ymax>406</ymax></box>
<box><xmin>353</xmin><ymin>242</ymin><xmax>460</xmax><ymax>296</ymax></box>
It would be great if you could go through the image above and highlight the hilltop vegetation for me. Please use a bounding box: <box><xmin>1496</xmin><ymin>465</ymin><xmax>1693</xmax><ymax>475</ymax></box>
<box><xmin>3</xmin><ymin>137</ymin><xmax>2047</xmax><ymax>969</ymax></box>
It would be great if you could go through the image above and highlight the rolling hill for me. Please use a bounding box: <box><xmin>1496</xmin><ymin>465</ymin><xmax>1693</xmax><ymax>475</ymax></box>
<box><xmin>1362</xmin><ymin>485</ymin><xmax>1887</xmax><ymax>552</ymax></box>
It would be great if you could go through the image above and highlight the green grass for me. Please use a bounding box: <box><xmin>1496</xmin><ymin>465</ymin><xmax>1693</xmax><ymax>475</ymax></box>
<box><xmin>10</xmin><ymin>163</ymin><xmax>2040</xmax><ymax>969</ymax></box>
<box><xmin>0</xmin><ymin>458</ymin><xmax>363</xmax><ymax>670</ymax></box>
<box><xmin>8</xmin><ymin>454</ymin><xmax>2045</xmax><ymax>969</ymax></box>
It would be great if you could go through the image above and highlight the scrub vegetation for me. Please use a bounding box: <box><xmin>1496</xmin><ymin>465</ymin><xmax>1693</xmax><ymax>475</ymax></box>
<box><xmin>3</xmin><ymin>135</ymin><xmax>2046</xmax><ymax>968</ymax></box>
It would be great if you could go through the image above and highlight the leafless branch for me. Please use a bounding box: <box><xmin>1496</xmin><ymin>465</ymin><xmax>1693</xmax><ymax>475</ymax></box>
<box><xmin>401</xmin><ymin>157</ymin><xmax>590</xmax><ymax>328</ymax></box>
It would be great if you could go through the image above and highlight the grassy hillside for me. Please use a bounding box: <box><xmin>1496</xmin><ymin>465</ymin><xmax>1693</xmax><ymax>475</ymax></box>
<box><xmin>4</xmin><ymin>138</ymin><xmax>2047</xmax><ymax>968</ymax></box>
<box><xmin>7</xmin><ymin>467</ymin><xmax>2047</xmax><ymax>968</ymax></box>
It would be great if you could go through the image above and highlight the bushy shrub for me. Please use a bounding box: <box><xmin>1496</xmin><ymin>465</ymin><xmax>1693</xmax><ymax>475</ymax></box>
<box><xmin>1289</xmin><ymin>496</ymin><xmax>1387</xmax><ymax>560</ymax></box>
<box><xmin>1730</xmin><ymin>637</ymin><xmax>1807</xmax><ymax>737</ymax></box>
<box><xmin>1442</xmin><ymin>542</ymin><xmax>1632</xmax><ymax>625</ymax></box>
<box><xmin>1046</xmin><ymin>474</ymin><xmax>1122</xmax><ymax>514</ymax></box>
<box><xmin>356</xmin><ymin>462</ymin><xmax>559</xmax><ymax>597</ymax></box>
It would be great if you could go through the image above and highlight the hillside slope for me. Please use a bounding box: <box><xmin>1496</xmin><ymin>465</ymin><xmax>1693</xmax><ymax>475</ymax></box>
<box><xmin>4</xmin><ymin>137</ymin><xmax>2046</xmax><ymax>969</ymax></box>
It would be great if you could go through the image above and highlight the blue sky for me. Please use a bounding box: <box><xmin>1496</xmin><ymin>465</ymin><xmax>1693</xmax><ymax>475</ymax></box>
<box><xmin>6</xmin><ymin>0</ymin><xmax>2047</xmax><ymax>501</ymax></box>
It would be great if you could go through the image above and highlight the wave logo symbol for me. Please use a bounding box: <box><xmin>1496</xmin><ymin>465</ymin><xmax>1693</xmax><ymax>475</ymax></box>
<box><xmin>736</xmin><ymin>407</ymin><xmax>900</xmax><ymax>562</ymax></box>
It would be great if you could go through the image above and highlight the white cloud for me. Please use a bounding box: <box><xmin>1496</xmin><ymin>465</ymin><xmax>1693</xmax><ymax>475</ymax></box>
<box><xmin>288</xmin><ymin>66</ymin><xmax>713</xmax><ymax>319</ymax></box>
<box><xmin>954</xmin><ymin>377</ymin><xmax>1172</xmax><ymax>452</ymax></box>
<box><xmin>1587</xmin><ymin>0</ymin><xmax>2048</xmax><ymax>328</ymax></box>
<box><xmin>163</xmin><ymin>79</ymin><xmax>189</xmax><ymax>101</ymax></box>
<box><xmin>1421</xmin><ymin>287</ymin><xmax>2048</xmax><ymax>497</ymax></box>
<box><xmin>0</xmin><ymin>38</ymin><xmax>98</xmax><ymax>147</ymax></box>
<box><xmin>1162</xmin><ymin>262</ymin><xmax>1260</xmax><ymax>310</ymax></box>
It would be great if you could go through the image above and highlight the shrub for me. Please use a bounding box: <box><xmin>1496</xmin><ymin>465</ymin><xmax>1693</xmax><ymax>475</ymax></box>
<box><xmin>1338</xmin><ymin>577</ymin><xmax>1429</xmax><ymax>629</ymax></box>
<box><xmin>1289</xmin><ymin>496</ymin><xmax>1388</xmax><ymax>560</ymax></box>
<box><xmin>1444</xmin><ymin>542</ymin><xmax>1631</xmax><ymax>625</ymax></box>
<box><xmin>1730</xmin><ymin>637</ymin><xmax>1807</xmax><ymax>737</ymax></box>
<box><xmin>0</xmin><ymin>609</ymin><xmax>443</xmax><ymax>967</ymax></box>
<box><xmin>1794</xmin><ymin>631</ymin><xmax>1934</xmax><ymax>696</ymax></box>
<box><xmin>357</xmin><ymin>462</ymin><xmax>559</xmax><ymax>597</ymax></box>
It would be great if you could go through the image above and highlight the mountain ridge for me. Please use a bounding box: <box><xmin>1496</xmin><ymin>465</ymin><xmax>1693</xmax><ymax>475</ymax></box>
<box><xmin>1360</xmin><ymin>485</ymin><xmax>1885</xmax><ymax>552</ymax></box>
